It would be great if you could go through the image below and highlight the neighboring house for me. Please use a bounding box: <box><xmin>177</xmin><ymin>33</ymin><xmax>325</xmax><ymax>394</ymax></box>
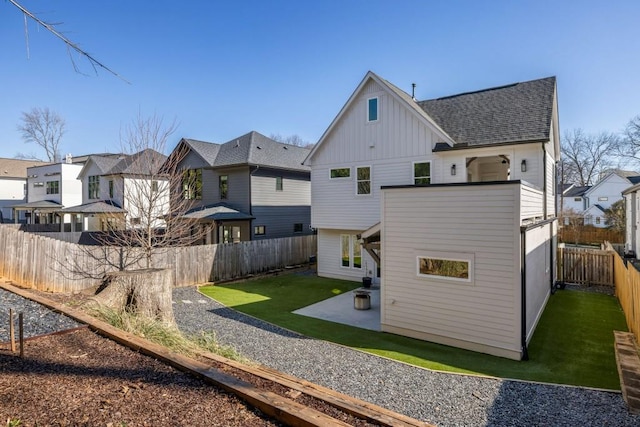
<box><xmin>11</xmin><ymin>158</ymin><xmax>83</xmax><ymax>226</ymax></box>
<box><xmin>304</xmin><ymin>71</ymin><xmax>560</xmax><ymax>360</ymax></box>
<box><xmin>0</xmin><ymin>157</ymin><xmax>46</xmax><ymax>222</ymax></box>
<box><xmin>165</xmin><ymin>131</ymin><xmax>311</xmax><ymax>244</ymax></box>
<box><xmin>559</xmin><ymin>184</ymin><xmax>589</xmax><ymax>213</ymax></box>
<box><xmin>63</xmin><ymin>149</ymin><xmax>168</xmax><ymax>231</ymax></box>
<box><xmin>560</xmin><ymin>172</ymin><xmax>640</xmax><ymax>228</ymax></box>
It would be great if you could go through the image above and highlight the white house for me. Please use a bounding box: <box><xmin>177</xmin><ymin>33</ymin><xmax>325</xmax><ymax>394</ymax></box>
<box><xmin>0</xmin><ymin>157</ymin><xmax>45</xmax><ymax>222</ymax></box>
<box><xmin>304</xmin><ymin>71</ymin><xmax>560</xmax><ymax>360</ymax></box>
<box><xmin>12</xmin><ymin>159</ymin><xmax>83</xmax><ymax>227</ymax></box>
<box><xmin>63</xmin><ymin>150</ymin><xmax>169</xmax><ymax>231</ymax></box>
<box><xmin>560</xmin><ymin>172</ymin><xmax>640</xmax><ymax>228</ymax></box>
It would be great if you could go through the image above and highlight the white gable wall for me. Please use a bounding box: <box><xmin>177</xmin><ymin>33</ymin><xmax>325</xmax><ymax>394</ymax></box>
<box><xmin>0</xmin><ymin>178</ymin><xmax>26</xmax><ymax>221</ymax></box>
<box><xmin>585</xmin><ymin>173</ymin><xmax>630</xmax><ymax>210</ymax></box>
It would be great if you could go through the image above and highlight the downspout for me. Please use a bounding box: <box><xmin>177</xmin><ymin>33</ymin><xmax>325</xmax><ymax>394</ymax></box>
<box><xmin>542</xmin><ymin>142</ymin><xmax>548</xmax><ymax>220</ymax></box>
<box><xmin>520</xmin><ymin>226</ymin><xmax>529</xmax><ymax>361</ymax></box>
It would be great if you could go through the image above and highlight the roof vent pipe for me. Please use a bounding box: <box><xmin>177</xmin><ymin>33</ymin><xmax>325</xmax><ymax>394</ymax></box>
<box><xmin>411</xmin><ymin>83</ymin><xmax>417</xmax><ymax>101</ymax></box>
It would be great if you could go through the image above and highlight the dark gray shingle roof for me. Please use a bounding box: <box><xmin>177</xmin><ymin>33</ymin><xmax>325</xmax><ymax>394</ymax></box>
<box><xmin>60</xmin><ymin>200</ymin><xmax>125</xmax><ymax>214</ymax></box>
<box><xmin>179</xmin><ymin>132</ymin><xmax>310</xmax><ymax>172</ymax></box>
<box><xmin>418</xmin><ymin>77</ymin><xmax>556</xmax><ymax>148</ymax></box>
<box><xmin>564</xmin><ymin>186</ymin><xmax>590</xmax><ymax>197</ymax></box>
<box><xmin>182</xmin><ymin>203</ymin><xmax>253</xmax><ymax>221</ymax></box>
<box><xmin>183</xmin><ymin>139</ymin><xmax>221</xmax><ymax>166</ymax></box>
<box><xmin>89</xmin><ymin>149</ymin><xmax>167</xmax><ymax>176</ymax></box>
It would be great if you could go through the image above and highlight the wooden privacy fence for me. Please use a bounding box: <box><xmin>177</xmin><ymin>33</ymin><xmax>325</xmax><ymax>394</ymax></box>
<box><xmin>557</xmin><ymin>246</ymin><xmax>614</xmax><ymax>287</ymax></box>
<box><xmin>606</xmin><ymin>242</ymin><xmax>640</xmax><ymax>343</ymax></box>
<box><xmin>0</xmin><ymin>225</ymin><xmax>316</xmax><ymax>293</ymax></box>
<box><xmin>558</xmin><ymin>228</ymin><xmax>624</xmax><ymax>245</ymax></box>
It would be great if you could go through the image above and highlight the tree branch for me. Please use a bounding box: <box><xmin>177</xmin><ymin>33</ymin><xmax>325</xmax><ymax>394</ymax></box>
<box><xmin>7</xmin><ymin>0</ymin><xmax>129</xmax><ymax>84</ymax></box>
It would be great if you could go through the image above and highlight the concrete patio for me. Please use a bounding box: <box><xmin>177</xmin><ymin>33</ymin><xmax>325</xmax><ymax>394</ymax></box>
<box><xmin>292</xmin><ymin>286</ymin><xmax>381</xmax><ymax>331</ymax></box>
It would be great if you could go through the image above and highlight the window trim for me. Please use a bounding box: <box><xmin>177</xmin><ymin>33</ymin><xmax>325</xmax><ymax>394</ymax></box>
<box><xmin>254</xmin><ymin>225</ymin><xmax>266</xmax><ymax>236</ymax></box>
<box><xmin>330</xmin><ymin>167</ymin><xmax>351</xmax><ymax>179</ymax></box>
<box><xmin>412</xmin><ymin>161</ymin><xmax>431</xmax><ymax>185</ymax></box>
<box><xmin>182</xmin><ymin>169</ymin><xmax>202</xmax><ymax>200</ymax></box>
<box><xmin>416</xmin><ymin>251</ymin><xmax>474</xmax><ymax>284</ymax></box>
<box><xmin>356</xmin><ymin>165</ymin><xmax>371</xmax><ymax>196</ymax></box>
<box><xmin>275</xmin><ymin>176</ymin><xmax>283</xmax><ymax>192</ymax></box>
<box><xmin>219</xmin><ymin>175</ymin><xmax>228</xmax><ymax>200</ymax></box>
<box><xmin>340</xmin><ymin>234</ymin><xmax>362</xmax><ymax>270</ymax></box>
<box><xmin>88</xmin><ymin>175</ymin><xmax>100</xmax><ymax>200</ymax></box>
<box><xmin>46</xmin><ymin>180</ymin><xmax>59</xmax><ymax>195</ymax></box>
<box><xmin>367</xmin><ymin>97</ymin><xmax>379</xmax><ymax>123</ymax></box>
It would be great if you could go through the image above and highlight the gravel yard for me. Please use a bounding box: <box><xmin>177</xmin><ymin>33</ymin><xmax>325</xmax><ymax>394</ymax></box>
<box><xmin>173</xmin><ymin>286</ymin><xmax>640</xmax><ymax>427</ymax></box>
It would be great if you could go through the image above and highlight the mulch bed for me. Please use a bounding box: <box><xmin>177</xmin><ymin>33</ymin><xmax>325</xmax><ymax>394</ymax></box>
<box><xmin>1</xmin><ymin>288</ymin><xmax>380</xmax><ymax>427</ymax></box>
<box><xmin>0</xmin><ymin>328</ymin><xmax>280</xmax><ymax>427</ymax></box>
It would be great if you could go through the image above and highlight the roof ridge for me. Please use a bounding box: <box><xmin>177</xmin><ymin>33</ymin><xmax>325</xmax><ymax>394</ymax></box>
<box><xmin>420</xmin><ymin>76</ymin><xmax>556</xmax><ymax>102</ymax></box>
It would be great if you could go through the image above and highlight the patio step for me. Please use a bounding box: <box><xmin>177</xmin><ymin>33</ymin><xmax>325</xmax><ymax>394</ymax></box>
<box><xmin>614</xmin><ymin>331</ymin><xmax>640</xmax><ymax>414</ymax></box>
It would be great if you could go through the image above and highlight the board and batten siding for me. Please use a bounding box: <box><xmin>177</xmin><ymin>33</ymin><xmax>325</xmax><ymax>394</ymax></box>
<box><xmin>309</xmin><ymin>79</ymin><xmax>443</xmax><ymax>230</ymax></box>
<box><xmin>309</xmin><ymin>81</ymin><xmax>439</xmax><ymax>168</ymax></box>
<box><xmin>316</xmin><ymin>228</ymin><xmax>377</xmax><ymax>282</ymax></box>
<box><xmin>381</xmin><ymin>183</ymin><xmax>523</xmax><ymax>359</ymax></box>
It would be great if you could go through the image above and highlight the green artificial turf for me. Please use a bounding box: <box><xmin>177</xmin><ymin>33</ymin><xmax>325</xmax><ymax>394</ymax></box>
<box><xmin>199</xmin><ymin>275</ymin><xmax>627</xmax><ymax>390</ymax></box>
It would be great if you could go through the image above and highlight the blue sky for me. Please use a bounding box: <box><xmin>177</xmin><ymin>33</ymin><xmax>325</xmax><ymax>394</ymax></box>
<box><xmin>1</xmin><ymin>0</ymin><xmax>639</xmax><ymax>159</ymax></box>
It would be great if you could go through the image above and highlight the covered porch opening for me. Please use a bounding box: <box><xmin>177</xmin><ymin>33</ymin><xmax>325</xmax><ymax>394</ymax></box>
<box><xmin>466</xmin><ymin>155</ymin><xmax>511</xmax><ymax>182</ymax></box>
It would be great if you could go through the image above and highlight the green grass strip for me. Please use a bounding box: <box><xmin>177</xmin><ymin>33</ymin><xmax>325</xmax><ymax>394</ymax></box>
<box><xmin>200</xmin><ymin>275</ymin><xmax>627</xmax><ymax>390</ymax></box>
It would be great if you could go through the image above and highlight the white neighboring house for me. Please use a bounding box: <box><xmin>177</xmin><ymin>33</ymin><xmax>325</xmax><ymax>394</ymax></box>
<box><xmin>560</xmin><ymin>172</ymin><xmax>640</xmax><ymax>228</ymax></box>
<box><xmin>12</xmin><ymin>160</ymin><xmax>83</xmax><ymax>227</ymax></box>
<box><xmin>304</xmin><ymin>71</ymin><xmax>560</xmax><ymax>360</ymax></box>
<box><xmin>63</xmin><ymin>149</ymin><xmax>169</xmax><ymax>232</ymax></box>
<box><xmin>0</xmin><ymin>157</ymin><xmax>46</xmax><ymax>222</ymax></box>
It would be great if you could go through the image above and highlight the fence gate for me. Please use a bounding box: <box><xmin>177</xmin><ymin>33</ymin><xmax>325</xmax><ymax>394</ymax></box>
<box><xmin>557</xmin><ymin>246</ymin><xmax>614</xmax><ymax>286</ymax></box>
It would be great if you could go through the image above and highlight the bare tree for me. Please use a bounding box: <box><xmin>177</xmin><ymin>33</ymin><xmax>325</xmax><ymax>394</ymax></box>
<box><xmin>560</xmin><ymin>129</ymin><xmax>620</xmax><ymax>186</ymax></box>
<box><xmin>17</xmin><ymin>107</ymin><xmax>65</xmax><ymax>162</ymax></box>
<box><xmin>83</xmin><ymin>114</ymin><xmax>213</xmax><ymax>323</ymax></box>
<box><xmin>269</xmin><ymin>133</ymin><xmax>315</xmax><ymax>149</ymax></box>
<box><xmin>620</xmin><ymin>115</ymin><xmax>640</xmax><ymax>163</ymax></box>
<box><xmin>89</xmin><ymin>114</ymin><xmax>210</xmax><ymax>269</ymax></box>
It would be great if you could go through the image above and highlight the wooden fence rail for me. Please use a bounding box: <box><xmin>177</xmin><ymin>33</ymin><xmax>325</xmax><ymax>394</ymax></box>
<box><xmin>557</xmin><ymin>246</ymin><xmax>614</xmax><ymax>287</ymax></box>
<box><xmin>558</xmin><ymin>228</ymin><xmax>624</xmax><ymax>245</ymax></box>
<box><xmin>606</xmin><ymin>242</ymin><xmax>640</xmax><ymax>343</ymax></box>
<box><xmin>0</xmin><ymin>225</ymin><xmax>316</xmax><ymax>293</ymax></box>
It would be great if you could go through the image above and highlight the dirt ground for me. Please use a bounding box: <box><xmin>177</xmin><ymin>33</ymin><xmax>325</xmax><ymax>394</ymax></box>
<box><xmin>0</xmin><ymin>328</ymin><xmax>281</xmax><ymax>427</ymax></box>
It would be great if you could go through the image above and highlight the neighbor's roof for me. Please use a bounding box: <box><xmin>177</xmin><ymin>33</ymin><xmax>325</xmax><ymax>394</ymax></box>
<box><xmin>178</xmin><ymin>132</ymin><xmax>310</xmax><ymax>172</ymax></box>
<box><xmin>181</xmin><ymin>203</ymin><xmax>253</xmax><ymax>221</ymax></box>
<box><xmin>182</xmin><ymin>139</ymin><xmax>221</xmax><ymax>165</ymax></box>
<box><xmin>420</xmin><ymin>77</ymin><xmax>557</xmax><ymax>149</ymax></box>
<box><xmin>60</xmin><ymin>200</ymin><xmax>125</xmax><ymax>214</ymax></box>
<box><xmin>564</xmin><ymin>186</ymin><xmax>591</xmax><ymax>197</ymax></box>
<box><xmin>0</xmin><ymin>157</ymin><xmax>47</xmax><ymax>179</ymax></box>
<box><xmin>11</xmin><ymin>200</ymin><xmax>62</xmax><ymax>209</ymax></box>
<box><xmin>84</xmin><ymin>149</ymin><xmax>167</xmax><ymax>177</ymax></box>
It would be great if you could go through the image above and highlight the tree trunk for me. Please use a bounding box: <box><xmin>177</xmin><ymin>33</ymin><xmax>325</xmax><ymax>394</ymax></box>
<box><xmin>89</xmin><ymin>268</ymin><xmax>174</xmax><ymax>325</ymax></box>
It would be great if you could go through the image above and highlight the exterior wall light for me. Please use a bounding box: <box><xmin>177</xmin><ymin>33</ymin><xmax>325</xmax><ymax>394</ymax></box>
<box><xmin>521</xmin><ymin>159</ymin><xmax>527</xmax><ymax>173</ymax></box>
<box><xmin>451</xmin><ymin>164</ymin><xmax>456</xmax><ymax>176</ymax></box>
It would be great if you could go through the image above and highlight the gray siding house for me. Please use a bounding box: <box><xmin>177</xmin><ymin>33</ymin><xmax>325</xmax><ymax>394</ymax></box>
<box><xmin>167</xmin><ymin>131</ymin><xmax>311</xmax><ymax>244</ymax></box>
